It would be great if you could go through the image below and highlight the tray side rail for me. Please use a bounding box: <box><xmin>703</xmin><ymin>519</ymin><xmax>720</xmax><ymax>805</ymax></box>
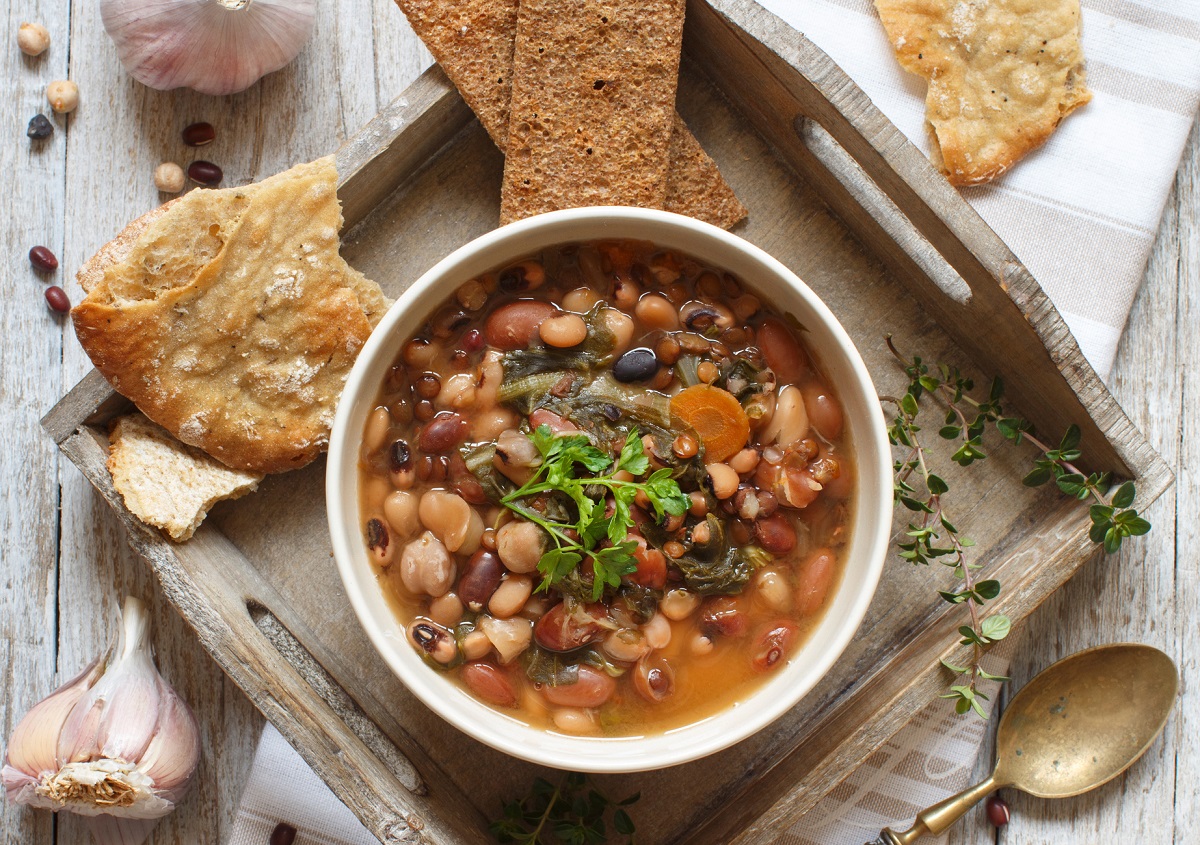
<box><xmin>684</xmin><ymin>0</ymin><xmax>1171</xmax><ymax>498</ymax></box>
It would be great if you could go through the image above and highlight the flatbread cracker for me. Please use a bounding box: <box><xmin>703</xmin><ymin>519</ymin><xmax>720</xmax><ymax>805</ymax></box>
<box><xmin>107</xmin><ymin>413</ymin><xmax>263</xmax><ymax>542</ymax></box>
<box><xmin>874</xmin><ymin>0</ymin><xmax>1092</xmax><ymax>185</ymax></box>
<box><xmin>500</xmin><ymin>0</ymin><xmax>687</xmax><ymax>223</ymax></box>
<box><xmin>394</xmin><ymin>0</ymin><xmax>745</xmax><ymax>228</ymax></box>
<box><xmin>73</xmin><ymin>156</ymin><xmax>388</xmax><ymax>474</ymax></box>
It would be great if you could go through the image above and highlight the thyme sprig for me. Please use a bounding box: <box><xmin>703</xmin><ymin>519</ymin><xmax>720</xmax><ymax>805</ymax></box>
<box><xmin>490</xmin><ymin>772</ymin><xmax>639</xmax><ymax>845</ymax></box>
<box><xmin>883</xmin><ymin>338</ymin><xmax>1151</xmax><ymax>717</ymax></box>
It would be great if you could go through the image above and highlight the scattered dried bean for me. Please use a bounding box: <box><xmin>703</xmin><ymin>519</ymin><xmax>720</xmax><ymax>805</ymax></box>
<box><xmin>29</xmin><ymin>245</ymin><xmax>57</xmax><ymax>273</ymax></box>
<box><xmin>182</xmin><ymin>121</ymin><xmax>215</xmax><ymax>146</ymax></box>
<box><xmin>187</xmin><ymin>160</ymin><xmax>223</xmax><ymax>186</ymax></box>
<box><xmin>44</xmin><ymin>286</ymin><xmax>69</xmax><ymax>313</ymax></box>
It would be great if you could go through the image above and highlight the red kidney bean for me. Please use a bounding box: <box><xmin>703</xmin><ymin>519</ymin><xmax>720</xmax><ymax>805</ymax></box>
<box><xmin>182</xmin><ymin>121</ymin><xmax>216</xmax><ymax>146</ymax></box>
<box><xmin>757</xmin><ymin>317</ymin><xmax>808</xmax><ymax>380</ymax></box>
<box><xmin>541</xmin><ymin>664</ymin><xmax>616</xmax><ymax>708</ymax></box>
<box><xmin>418</xmin><ymin>412</ymin><xmax>468</xmax><ymax>452</ymax></box>
<box><xmin>802</xmin><ymin>381</ymin><xmax>844</xmax><ymax>440</ymax></box>
<box><xmin>795</xmin><ymin>548</ymin><xmax>837</xmax><ymax>616</ymax></box>
<box><xmin>461</xmin><ymin>328</ymin><xmax>485</xmax><ymax>352</ymax></box>
<box><xmin>699</xmin><ymin>596</ymin><xmax>748</xmax><ymax>639</ymax></box>
<box><xmin>187</xmin><ymin>160</ymin><xmax>223</xmax><ymax>186</ymax></box>
<box><xmin>534</xmin><ymin>602</ymin><xmax>606</xmax><ymax>652</ymax></box>
<box><xmin>461</xmin><ymin>661</ymin><xmax>517</xmax><ymax>707</ymax></box>
<box><xmin>755</xmin><ymin>513</ymin><xmax>796</xmax><ymax>554</ymax></box>
<box><xmin>484</xmin><ymin>300</ymin><xmax>555</xmax><ymax>350</ymax></box>
<box><xmin>29</xmin><ymin>245</ymin><xmax>58</xmax><ymax>272</ymax></box>
<box><xmin>270</xmin><ymin>823</ymin><xmax>297</xmax><ymax>845</ymax></box>
<box><xmin>458</xmin><ymin>549</ymin><xmax>505</xmax><ymax>610</ymax></box>
<box><xmin>752</xmin><ymin>622</ymin><xmax>797</xmax><ymax>670</ymax></box>
<box><xmin>985</xmin><ymin>795</ymin><xmax>1010</xmax><ymax>828</ymax></box>
<box><xmin>44</xmin><ymin>285</ymin><xmax>70</xmax><ymax>313</ymax></box>
<box><xmin>529</xmin><ymin>408</ymin><xmax>578</xmax><ymax>433</ymax></box>
<box><xmin>448</xmin><ymin>452</ymin><xmax>488</xmax><ymax>504</ymax></box>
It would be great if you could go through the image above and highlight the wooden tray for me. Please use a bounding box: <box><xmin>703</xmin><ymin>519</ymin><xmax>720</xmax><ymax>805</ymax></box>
<box><xmin>44</xmin><ymin>1</ymin><xmax>1172</xmax><ymax>842</ymax></box>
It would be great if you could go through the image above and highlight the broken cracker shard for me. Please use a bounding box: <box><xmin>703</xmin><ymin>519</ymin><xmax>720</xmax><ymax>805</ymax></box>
<box><xmin>874</xmin><ymin>0</ymin><xmax>1092</xmax><ymax>186</ymax></box>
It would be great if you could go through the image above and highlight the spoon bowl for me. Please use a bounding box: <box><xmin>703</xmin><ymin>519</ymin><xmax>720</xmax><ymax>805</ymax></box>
<box><xmin>878</xmin><ymin>643</ymin><xmax>1178</xmax><ymax>845</ymax></box>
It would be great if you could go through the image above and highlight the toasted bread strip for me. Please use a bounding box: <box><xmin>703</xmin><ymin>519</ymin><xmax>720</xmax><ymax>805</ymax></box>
<box><xmin>394</xmin><ymin>0</ymin><xmax>746</xmax><ymax>227</ymax></box>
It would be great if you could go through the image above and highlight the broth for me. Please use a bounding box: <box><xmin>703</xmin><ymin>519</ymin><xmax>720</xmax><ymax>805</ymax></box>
<box><xmin>357</xmin><ymin>239</ymin><xmax>854</xmax><ymax>736</ymax></box>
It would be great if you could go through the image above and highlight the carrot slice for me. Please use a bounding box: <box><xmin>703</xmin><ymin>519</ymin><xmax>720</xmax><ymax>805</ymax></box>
<box><xmin>670</xmin><ymin>385</ymin><xmax>750</xmax><ymax>462</ymax></box>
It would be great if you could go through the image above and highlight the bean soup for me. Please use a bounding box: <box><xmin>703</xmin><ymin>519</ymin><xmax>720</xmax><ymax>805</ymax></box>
<box><xmin>358</xmin><ymin>240</ymin><xmax>853</xmax><ymax>736</ymax></box>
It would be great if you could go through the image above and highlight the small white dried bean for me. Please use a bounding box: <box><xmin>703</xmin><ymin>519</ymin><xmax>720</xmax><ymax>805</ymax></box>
<box><xmin>488</xmin><ymin>575</ymin><xmax>533</xmax><ymax>618</ymax></box>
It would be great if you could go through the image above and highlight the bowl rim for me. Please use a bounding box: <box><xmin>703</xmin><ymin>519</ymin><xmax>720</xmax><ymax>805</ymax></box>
<box><xmin>327</xmin><ymin>206</ymin><xmax>892</xmax><ymax>772</ymax></box>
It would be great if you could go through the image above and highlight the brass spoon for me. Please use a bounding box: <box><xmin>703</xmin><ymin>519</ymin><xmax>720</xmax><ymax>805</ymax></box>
<box><xmin>874</xmin><ymin>643</ymin><xmax>1178</xmax><ymax>844</ymax></box>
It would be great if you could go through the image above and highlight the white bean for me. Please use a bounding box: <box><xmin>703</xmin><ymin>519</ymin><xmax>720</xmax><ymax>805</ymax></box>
<box><xmin>429</xmin><ymin>592</ymin><xmax>464</xmax><ymax>627</ymax></box>
<box><xmin>364</xmin><ymin>407</ymin><xmax>392</xmax><ymax>452</ymax></box>
<box><xmin>461</xmin><ymin>630</ymin><xmax>492</xmax><ymax>661</ymax></box>
<box><xmin>383</xmin><ymin>491</ymin><xmax>419</xmax><ymax>538</ymax></box>
<box><xmin>643</xmin><ymin>613</ymin><xmax>672</xmax><ymax>650</ymax></box>
<box><xmin>436</xmin><ymin>372</ymin><xmax>478</xmax><ymax>410</ymax></box>
<box><xmin>602</xmin><ymin>629</ymin><xmax>651</xmax><ymax>663</ymax></box>
<box><xmin>488</xmin><ymin>575</ymin><xmax>533</xmax><ymax>619</ymax></box>
<box><xmin>661</xmin><ymin>589</ymin><xmax>701</xmax><ymax>621</ymax></box>
<box><xmin>761</xmin><ymin>385</ymin><xmax>810</xmax><ymax>447</ymax></box>
<box><xmin>552</xmin><ymin>708</ymin><xmax>599</xmax><ymax>735</ymax></box>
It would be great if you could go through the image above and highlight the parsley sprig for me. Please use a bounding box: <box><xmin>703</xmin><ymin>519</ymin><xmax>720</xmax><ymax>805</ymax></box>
<box><xmin>500</xmin><ymin>425</ymin><xmax>689</xmax><ymax>601</ymax></box>
<box><xmin>490</xmin><ymin>772</ymin><xmax>639</xmax><ymax>845</ymax></box>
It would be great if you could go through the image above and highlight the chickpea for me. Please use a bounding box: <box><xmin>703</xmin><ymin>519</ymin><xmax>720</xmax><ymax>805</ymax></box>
<box><xmin>18</xmin><ymin>22</ymin><xmax>50</xmax><ymax>56</ymax></box>
<box><xmin>429</xmin><ymin>592</ymin><xmax>465</xmax><ymax>627</ymax></box>
<box><xmin>154</xmin><ymin>162</ymin><xmax>186</xmax><ymax>194</ymax></box>
<box><xmin>399</xmin><ymin>531</ymin><xmax>456</xmax><ymax>597</ymax></box>
<box><xmin>46</xmin><ymin>80</ymin><xmax>78</xmax><ymax>114</ymax></box>
<box><xmin>661</xmin><ymin>588</ymin><xmax>701</xmax><ymax>621</ymax></box>
<box><xmin>496</xmin><ymin>520</ymin><xmax>546</xmax><ymax>573</ymax></box>
<box><xmin>539</xmin><ymin>312</ymin><xmax>588</xmax><ymax>348</ymax></box>
<box><xmin>706</xmin><ymin>462</ymin><xmax>740</xmax><ymax>500</ymax></box>
<box><xmin>601</xmin><ymin>308</ymin><xmax>634</xmax><ymax>354</ymax></box>
<box><xmin>634</xmin><ymin>294</ymin><xmax>680</xmax><ymax>330</ymax></box>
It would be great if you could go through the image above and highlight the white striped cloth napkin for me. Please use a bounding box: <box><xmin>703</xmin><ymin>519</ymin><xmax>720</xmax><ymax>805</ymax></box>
<box><xmin>229</xmin><ymin>1</ymin><xmax>1200</xmax><ymax>843</ymax></box>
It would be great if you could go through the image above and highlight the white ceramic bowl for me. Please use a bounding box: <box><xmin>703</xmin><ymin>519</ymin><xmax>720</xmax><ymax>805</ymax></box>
<box><xmin>328</xmin><ymin>207</ymin><xmax>891</xmax><ymax>773</ymax></box>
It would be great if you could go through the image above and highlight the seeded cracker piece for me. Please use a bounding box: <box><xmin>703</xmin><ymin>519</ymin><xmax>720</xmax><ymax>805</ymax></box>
<box><xmin>107</xmin><ymin>413</ymin><xmax>263</xmax><ymax>542</ymax></box>
<box><xmin>73</xmin><ymin>156</ymin><xmax>389</xmax><ymax>474</ymax></box>
<box><xmin>394</xmin><ymin>0</ymin><xmax>745</xmax><ymax>228</ymax></box>
<box><xmin>874</xmin><ymin>0</ymin><xmax>1092</xmax><ymax>186</ymax></box>
<box><xmin>499</xmin><ymin>0</ymin><xmax>687</xmax><ymax>223</ymax></box>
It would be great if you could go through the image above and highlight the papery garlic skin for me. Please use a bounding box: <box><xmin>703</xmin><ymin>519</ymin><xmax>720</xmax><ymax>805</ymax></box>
<box><xmin>101</xmin><ymin>0</ymin><xmax>317</xmax><ymax>96</ymax></box>
<box><xmin>1</xmin><ymin>597</ymin><xmax>202</xmax><ymax>828</ymax></box>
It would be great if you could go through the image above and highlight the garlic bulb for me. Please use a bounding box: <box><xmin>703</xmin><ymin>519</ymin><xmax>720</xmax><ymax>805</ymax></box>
<box><xmin>2</xmin><ymin>598</ymin><xmax>201</xmax><ymax>845</ymax></box>
<box><xmin>101</xmin><ymin>0</ymin><xmax>317</xmax><ymax>96</ymax></box>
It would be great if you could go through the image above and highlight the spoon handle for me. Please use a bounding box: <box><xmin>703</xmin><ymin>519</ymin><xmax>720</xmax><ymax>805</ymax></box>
<box><xmin>873</xmin><ymin>774</ymin><xmax>998</xmax><ymax>845</ymax></box>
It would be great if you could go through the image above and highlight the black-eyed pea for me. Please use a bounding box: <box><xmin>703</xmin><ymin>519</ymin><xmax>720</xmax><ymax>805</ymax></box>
<box><xmin>488</xmin><ymin>574</ymin><xmax>533</xmax><ymax>618</ymax></box>
<box><xmin>634</xmin><ymin>293</ymin><xmax>680</xmax><ymax>330</ymax></box>
<box><xmin>461</xmin><ymin>630</ymin><xmax>493</xmax><ymax>661</ymax></box>
<box><xmin>383</xmin><ymin>491</ymin><xmax>419</xmax><ymax>538</ymax></box>
<box><xmin>407</xmin><ymin>619</ymin><xmax>457</xmax><ymax>665</ymax></box>
<box><xmin>689</xmin><ymin>632</ymin><xmax>715</xmax><ymax>656</ymax></box>
<box><xmin>706</xmin><ymin>462</ymin><xmax>740</xmax><ymax>500</ymax></box>
<box><xmin>366</xmin><ymin>517</ymin><xmax>394</xmax><ymax>566</ymax></box>
<box><xmin>661</xmin><ymin>588</ymin><xmax>701</xmax><ymax>621</ymax></box>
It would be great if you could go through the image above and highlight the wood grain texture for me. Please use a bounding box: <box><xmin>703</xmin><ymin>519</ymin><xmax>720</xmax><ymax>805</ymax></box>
<box><xmin>1</xmin><ymin>1</ymin><xmax>1195</xmax><ymax>845</ymax></box>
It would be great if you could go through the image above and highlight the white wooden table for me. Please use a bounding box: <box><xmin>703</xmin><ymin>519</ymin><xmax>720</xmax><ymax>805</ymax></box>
<box><xmin>0</xmin><ymin>1</ymin><xmax>1193</xmax><ymax>843</ymax></box>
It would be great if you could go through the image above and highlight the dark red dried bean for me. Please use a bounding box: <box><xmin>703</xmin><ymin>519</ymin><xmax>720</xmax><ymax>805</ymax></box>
<box><xmin>414</xmin><ymin>373</ymin><xmax>441</xmax><ymax>399</ymax></box>
<box><xmin>986</xmin><ymin>795</ymin><xmax>1010</xmax><ymax>828</ymax></box>
<box><xmin>534</xmin><ymin>602</ymin><xmax>606</xmax><ymax>652</ymax></box>
<box><xmin>458</xmin><ymin>549</ymin><xmax>504</xmax><ymax>609</ymax></box>
<box><xmin>449</xmin><ymin>452</ymin><xmax>487</xmax><ymax>503</ymax></box>
<box><xmin>44</xmin><ymin>286</ymin><xmax>70</xmax><ymax>313</ymax></box>
<box><xmin>29</xmin><ymin>245</ymin><xmax>58</xmax><ymax>272</ymax></box>
<box><xmin>699</xmin><ymin>596</ymin><xmax>747</xmax><ymax>638</ymax></box>
<box><xmin>187</xmin><ymin>160</ymin><xmax>223</xmax><ymax>186</ymax></box>
<box><xmin>182</xmin><ymin>121</ymin><xmax>216</xmax><ymax>146</ymax></box>
<box><xmin>483</xmin><ymin>300</ymin><xmax>555</xmax><ymax>350</ymax></box>
<box><xmin>414</xmin><ymin>399</ymin><xmax>435</xmax><ymax>422</ymax></box>
<box><xmin>461</xmin><ymin>328</ymin><xmax>484</xmax><ymax>353</ymax></box>
<box><xmin>419</xmin><ymin>412</ymin><xmax>468</xmax><ymax>452</ymax></box>
<box><xmin>755</xmin><ymin>513</ymin><xmax>796</xmax><ymax>554</ymax></box>
<box><xmin>270</xmin><ymin>822</ymin><xmax>297</xmax><ymax>845</ymax></box>
<box><xmin>461</xmin><ymin>661</ymin><xmax>517</xmax><ymax>707</ymax></box>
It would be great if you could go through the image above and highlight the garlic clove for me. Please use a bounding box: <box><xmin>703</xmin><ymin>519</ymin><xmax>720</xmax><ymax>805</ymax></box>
<box><xmin>134</xmin><ymin>679</ymin><xmax>200</xmax><ymax>799</ymax></box>
<box><xmin>92</xmin><ymin>602</ymin><xmax>161</xmax><ymax>764</ymax></box>
<box><xmin>101</xmin><ymin>0</ymin><xmax>317</xmax><ymax>95</ymax></box>
<box><xmin>3</xmin><ymin>657</ymin><xmax>105</xmax><ymax>782</ymax></box>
